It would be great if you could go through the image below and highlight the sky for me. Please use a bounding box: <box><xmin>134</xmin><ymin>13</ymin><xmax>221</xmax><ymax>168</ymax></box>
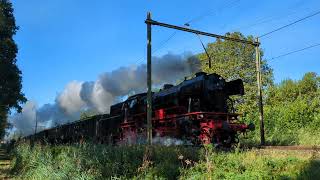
<box><xmin>11</xmin><ymin>0</ymin><xmax>320</xmax><ymax>107</ymax></box>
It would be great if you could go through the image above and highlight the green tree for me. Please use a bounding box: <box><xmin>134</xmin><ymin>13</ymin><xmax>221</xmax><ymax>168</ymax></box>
<box><xmin>0</xmin><ymin>0</ymin><xmax>26</xmax><ymax>138</ymax></box>
<box><xmin>263</xmin><ymin>72</ymin><xmax>320</xmax><ymax>144</ymax></box>
<box><xmin>197</xmin><ymin>32</ymin><xmax>273</xmax><ymax>117</ymax></box>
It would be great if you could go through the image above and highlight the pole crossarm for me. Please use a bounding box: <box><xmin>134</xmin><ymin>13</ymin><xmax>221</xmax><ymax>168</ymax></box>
<box><xmin>145</xmin><ymin>13</ymin><xmax>265</xmax><ymax>146</ymax></box>
<box><xmin>145</xmin><ymin>19</ymin><xmax>259</xmax><ymax>46</ymax></box>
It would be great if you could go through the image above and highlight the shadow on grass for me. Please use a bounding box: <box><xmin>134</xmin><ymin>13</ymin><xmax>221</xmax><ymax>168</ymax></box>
<box><xmin>296</xmin><ymin>159</ymin><xmax>320</xmax><ymax>179</ymax></box>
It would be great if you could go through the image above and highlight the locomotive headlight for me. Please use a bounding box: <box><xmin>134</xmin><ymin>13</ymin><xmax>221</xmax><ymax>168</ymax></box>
<box><xmin>198</xmin><ymin>114</ymin><xmax>204</xmax><ymax>119</ymax></box>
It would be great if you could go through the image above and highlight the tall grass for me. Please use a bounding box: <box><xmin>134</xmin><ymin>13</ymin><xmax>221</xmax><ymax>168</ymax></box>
<box><xmin>180</xmin><ymin>145</ymin><xmax>320</xmax><ymax>179</ymax></box>
<box><xmin>11</xmin><ymin>143</ymin><xmax>198</xmax><ymax>179</ymax></box>
<box><xmin>239</xmin><ymin>123</ymin><xmax>320</xmax><ymax>147</ymax></box>
<box><xmin>10</xmin><ymin>143</ymin><xmax>320</xmax><ymax>179</ymax></box>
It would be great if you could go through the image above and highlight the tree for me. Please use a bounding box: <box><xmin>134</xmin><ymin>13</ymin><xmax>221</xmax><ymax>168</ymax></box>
<box><xmin>0</xmin><ymin>0</ymin><xmax>26</xmax><ymax>139</ymax></box>
<box><xmin>197</xmin><ymin>32</ymin><xmax>273</xmax><ymax>118</ymax></box>
<box><xmin>263</xmin><ymin>72</ymin><xmax>320</xmax><ymax>144</ymax></box>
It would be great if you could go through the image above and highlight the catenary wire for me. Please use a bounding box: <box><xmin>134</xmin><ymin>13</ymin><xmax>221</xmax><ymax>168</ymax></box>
<box><xmin>268</xmin><ymin>43</ymin><xmax>320</xmax><ymax>61</ymax></box>
<box><xmin>135</xmin><ymin>0</ymin><xmax>240</xmax><ymax>65</ymax></box>
<box><xmin>259</xmin><ymin>10</ymin><xmax>320</xmax><ymax>38</ymax></box>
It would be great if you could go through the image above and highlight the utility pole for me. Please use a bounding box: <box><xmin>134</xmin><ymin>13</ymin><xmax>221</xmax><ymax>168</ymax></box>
<box><xmin>146</xmin><ymin>12</ymin><xmax>152</xmax><ymax>145</ymax></box>
<box><xmin>255</xmin><ymin>38</ymin><xmax>265</xmax><ymax>145</ymax></box>
<box><xmin>145</xmin><ymin>14</ymin><xmax>265</xmax><ymax>145</ymax></box>
<box><xmin>34</xmin><ymin>111</ymin><xmax>38</xmax><ymax>135</ymax></box>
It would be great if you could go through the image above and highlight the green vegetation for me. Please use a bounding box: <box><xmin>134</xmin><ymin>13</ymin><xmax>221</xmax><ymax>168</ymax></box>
<box><xmin>198</xmin><ymin>32</ymin><xmax>273</xmax><ymax>116</ymax></box>
<box><xmin>0</xmin><ymin>0</ymin><xmax>27</xmax><ymax>139</ymax></box>
<box><xmin>240</xmin><ymin>72</ymin><xmax>320</xmax><ymax>146</ymax></box>
<box><xmin>181</xmin><ymin>147</ymin><xmax>320</xmax><ymax>179</ymax></box>
<box><xmin>11</xmin><ymin>143</ymin><xmax>198</xmax><ymax>179</ymax></box>
<box><xmin>198</xmin><ymin>32</ymin><xmax>320</xmax><ymax>146</ymax></box>
<box><xmin>263</xmin><ymin>72</ymin><xmax>320</xmax><ymax>145</ymax></box>
<box><xmin>10</xmin><ymin>143</ymin><xmax>320</xmax><ymax>179</ymax></box>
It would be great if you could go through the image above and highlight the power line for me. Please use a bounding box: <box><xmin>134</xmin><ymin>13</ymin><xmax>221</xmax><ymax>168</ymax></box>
<box><xmin>135</xmin><ymin>0</ymin><xmax>241</xmax><ymax>65</ymax></box>
<box><xmin>185</xmin><ymin>0</ymin><xmax>240</xmax><ymax>25</ymax></box>
<box><xmin>136</xmin><ymin>31</ymin><xmax>178</xmax><ymax>65</ymax></box>
<box><xmin>236</xmin><ymin>7</ymin><xmax>309</xmax><ymax>31</ymax></box>
<box><xmin>152</xmin><ymin>0</ymin><xmax>240</xmax><ymax>55</ymax></box>
<box><xmin>259</xmin><ymin>10</ymin><xmax>320</xmax><ymax>38</ymax></box>
<box><xmin>152</xmin><ymin>31</ymin><xmax>177</xmax><ymax>54</ymax></box>
<box><xmin>269</xmin><ymin>43</ymin><xmax>320</xmax><ymax>61</ymax></box>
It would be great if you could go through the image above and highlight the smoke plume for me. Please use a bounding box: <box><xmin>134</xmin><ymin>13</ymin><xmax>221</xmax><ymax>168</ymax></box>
<box><xmin>9</xmin><ymin>53</ymin><xmax>200</xmax><ymax>136</ymax></box>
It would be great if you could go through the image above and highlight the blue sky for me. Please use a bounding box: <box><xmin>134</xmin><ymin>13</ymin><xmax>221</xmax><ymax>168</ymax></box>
<box><xmin>11</xmin><ymin>0</ymin><xmax>320</xmax><ymax>106</ymax></box>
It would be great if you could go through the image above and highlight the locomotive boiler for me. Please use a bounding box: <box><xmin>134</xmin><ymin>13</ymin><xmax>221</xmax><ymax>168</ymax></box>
<box><xmin>27</xmin><ymin>72</ymin><xmax>254</xmax><ymax>147</ymax></box>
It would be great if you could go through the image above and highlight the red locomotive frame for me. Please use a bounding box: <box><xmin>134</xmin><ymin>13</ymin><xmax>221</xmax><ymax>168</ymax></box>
<box><xmin>120</xmin><ymin>106</ymin><xmax>252</xmax><ymax>147</ymax></box>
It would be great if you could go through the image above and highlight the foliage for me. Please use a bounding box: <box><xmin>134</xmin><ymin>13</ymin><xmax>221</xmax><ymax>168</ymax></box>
<box><xmin>197</xmin><ymin>33</ymin><xmax>320</xmax><ymax>146</ymax></box>
<box><xmin>0</xmin><ymin>0</ymin><xmax>26</xmax><ymax>139</ymax></box>
<box><xmin>197</xmin><ymin>32</ymin><xmax>273</xmax><ymax>116</ymax></box>
<box><xmin>263</xmin><ymin>72</ymin><xmax>320</xmax><ymax>145</ymax></box>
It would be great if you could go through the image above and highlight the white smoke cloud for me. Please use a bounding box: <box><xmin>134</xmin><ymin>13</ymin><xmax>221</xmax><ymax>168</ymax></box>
<box><xmin>9</xmin><ymin>53</ymin><xmax>200</xmax><ymax>136</ymax></box>
<box><xmin>10</xmin><ymin>101</ymin><xmax>37</xmax><ymax>136</ymax></box>
<box><xmin>90</xmin><ymin>80</ymin><xmax>114</xmax><ymax>113</ymax></box>
<box><xmin>58</xmin><ymin>81</ymin><xmax>86</xmax><ymax>115</ymax></box>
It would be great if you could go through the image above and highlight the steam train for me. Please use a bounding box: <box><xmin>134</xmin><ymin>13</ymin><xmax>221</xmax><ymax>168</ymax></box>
<box><xmin>27</xmin><ymin>72</ymin><xmax>254</xmax><ymax>147</ymax></box>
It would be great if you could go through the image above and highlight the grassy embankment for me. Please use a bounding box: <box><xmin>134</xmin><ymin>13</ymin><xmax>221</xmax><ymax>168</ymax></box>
<box><xmin>8</xmin><ymin>143</ymin><xmax>320</xmax><ymax>179</ymax></box>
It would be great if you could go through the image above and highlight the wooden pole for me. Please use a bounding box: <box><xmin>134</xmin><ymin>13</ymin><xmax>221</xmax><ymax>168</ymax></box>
<box><xmin>146</xmin><ymin>12</ymin><xmax>152</xmax><ymax>145</ymax></box>
<box><xmin>255</xmin><ymin>37</ymin><xmax>265</xmax><ymax>145</ymax></box>
<box><xmin>34</xmin><ymin>111</ymin><xmax>38</xmax><ymax>135</ymax></box>
<box><xmin>145</xmin><ymin>15</ymin><xmax>263</xmax><ymax>145</ymax></box>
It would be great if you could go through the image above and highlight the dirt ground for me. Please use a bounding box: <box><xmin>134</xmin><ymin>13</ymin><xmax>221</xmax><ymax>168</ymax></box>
<box><xmin>0</xmin><ymin>148</ymin><xmax>11</xmax><ymax>180</ymax></box>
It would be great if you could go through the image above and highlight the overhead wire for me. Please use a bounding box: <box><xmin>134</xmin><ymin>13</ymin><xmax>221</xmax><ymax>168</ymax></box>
<box><xmin>136</xmin><ymin>6</ymin><xmax>320</xmax><ymax>65</ymax></box>
<box><xmin>136</xmin><ymin>31</ymin><xmax>178</xmax><ymax>65</ymax></box>
<box><xmin>259</xmin><ymin>10</ymin><xmax>320</xmax><ymax>38</ymax></box>
<box><xmin>135</xmin><ymin>0</ymin><xmax>241</xmax><ymax>65</ymax></box>
<box><xmin>185</xmin><ymin>0</ymin><xmax>240</xmax><ymax>25</ymax></box>
<box><xmin>268</xmin><ymin>43</ymin><xmax>320</xmax><ymax>61</ymax></box>
<box><xmin>153</xmin><ymin>0</ymin><xmax>240</xmax><ymax>54</ymax></box>
<box><xmin>236</xmin><ymin>7</ymin><xmax>308</xmax><ymax>31</ymax></box>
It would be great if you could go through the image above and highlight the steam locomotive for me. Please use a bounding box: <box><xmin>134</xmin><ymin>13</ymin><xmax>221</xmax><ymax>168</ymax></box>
<box><xmin>27</xmin><ymin>72</ymin><xmax>254</xmax><ymax>147</ymax></box>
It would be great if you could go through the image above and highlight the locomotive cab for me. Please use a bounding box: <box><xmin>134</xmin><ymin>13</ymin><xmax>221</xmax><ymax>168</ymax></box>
<box><xmin>204</xmin><ymin>73</ymin><xmax>244</xmax><ymax>113</ymax></box>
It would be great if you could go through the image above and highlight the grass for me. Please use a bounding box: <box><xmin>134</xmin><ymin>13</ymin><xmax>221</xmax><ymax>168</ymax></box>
<box><xmin>8</xmin><ymin>143</ymin><xmax>320</xmax><ymax>180</ymax></box>
<box><xmin>10</xmin><ymin>143</ymin><xmax>198</xmax><ymax>179</ymax></box>
<box><xmin>0</xmin><ymin>145</ymin><xmax>12</xmax><ymax>179</ymax></box>
<box><xmin>181</xmin><ymin>147</ymin><xmax>320</xmax><ymax>179</ymax></box>
<box><xmin>238</xmin><ymin>127</ymin><xmax>320</xmax><ymax>148</ymax></box>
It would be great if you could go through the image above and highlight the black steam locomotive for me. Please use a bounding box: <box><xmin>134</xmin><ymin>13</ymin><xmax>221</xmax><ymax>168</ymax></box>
<box><xmin>27</xmin><ymin>72</ymin><xmax>254</xmax><ymax>147</ymax></box>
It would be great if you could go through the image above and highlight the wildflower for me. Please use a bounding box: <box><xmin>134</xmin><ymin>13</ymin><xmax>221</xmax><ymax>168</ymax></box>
<box><xmin>178</xmin><ymin>154</ymin><xmax>184</xmax><ymax>160</ymax></box>
<box><xmin>185</xmin><ymin>159</ymin><xmax>191</xmax><ymax>165</ymax></box>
